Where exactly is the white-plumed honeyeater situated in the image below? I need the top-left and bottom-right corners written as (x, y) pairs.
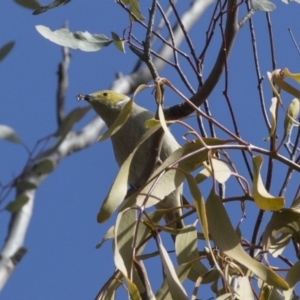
top-left (80, 90), bottom-right (183, 232)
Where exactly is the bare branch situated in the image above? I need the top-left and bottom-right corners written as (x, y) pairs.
top-left (0, 117), bottom-right (105, 290)
top-left (164, 0), bottom-right (239, 120)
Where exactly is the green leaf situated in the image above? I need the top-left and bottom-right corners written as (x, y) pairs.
top-left (185, 174), bottom-right (209, 243)
top-left (95, 226), bottom-right (114, 249)
top-left (0, 124), bottom-right (22, 144)
top-left (121, 0), bottom-right (144, 21)
top-left (114, 209), bottom-right (136, 277)
top-left (6, 195), bottom-right (29, 212)
top-left (252, 155), bottom-right (285, 211)
top-left (33, 0), bottom-right (71, 15)
top-left (262, 210), bottom-right (300, 257)
top-left (114, 209), bottom-right (143, 299)
top-left (134, 141), bottom-right (212, 209)
top-left (236, 276), bottom-right (254, 299)
top-left (55, 106), bottom-right (90, 138)
top-left (175, 226), bottom-right (211, 282)
top-left (216, 294), bottom-right (232, 300)
top-left (195, 167), bottom-right (211, 183)
top-left (111, 32), bottom-right (125, 53)
top-left (32, 159), bottom-right (55, 175)
top-left (14, 0), bottom-right (40, 9)
top-left (283, 260), bottom-right (300, 300)
top-left (0, 42), bottom-right (15, 63)
top-left (264, 97), bottom-right (278, 141)
top-left (36, 25), bottom-right (112, 52)
top-left (270, 68), bottom-right (300, 100)
top-left (203, 158), bottom-right (232, 184)
top-left (206, 189), bottom-right (289, 290)
top-left (156, 262), bottom-right (194, 300)
top-left (284, 98), bottom-right (300, 137)
top-left (184, 174), bottom-right (219, 285)
top-left (291, 196), bottom-right (300, 212)
top-left (157, 238), bottom-right (188, 300)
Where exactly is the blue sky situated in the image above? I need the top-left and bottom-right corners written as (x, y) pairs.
top-left (1, 0), bottom-right (300, 299)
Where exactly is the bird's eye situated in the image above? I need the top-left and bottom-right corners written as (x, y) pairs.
top-left (103, 93), bottom-right (108, 97)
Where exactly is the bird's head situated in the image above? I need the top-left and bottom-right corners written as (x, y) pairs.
top-left (77, 90), bottom-right (131, 125)
top-left (77, 90), bottom-right (130, 108)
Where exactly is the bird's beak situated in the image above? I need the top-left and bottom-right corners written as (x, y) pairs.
top-left (77, 94), bottom-right (92, 102)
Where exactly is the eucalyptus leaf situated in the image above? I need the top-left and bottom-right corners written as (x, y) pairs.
top-left (111, 32), bottom-right (125, 53)
top-left (32, 159), bottom-right (55, 175)
top-left (33, 0), bottom-right (71, 15)
top-left (121, 0), bottom-right (144, 21)
top-left (284, 98), bottom-right (300, 138)
top-left (252, 0), bottom-right (276, 11)
top-left (283, 261), bottom-right (300, 300)
top-left (264, 97), bottom-right (278, 141)
top-left (36, 25), bottom-right (112, 52)
top-left (206, 189), bottom-right (289, 290)
top-left (158, 239), bottom-right (188, 300)
top-left (14, 0), bottom-right (40, 9)
top-left (0, 125), bottom-right (22, 144)
top-left (282, 0), bottom-right (300, 4)
top-left (0, 42), bottom-right (15, 63)
top-left (55, 106), bottom-right (90, 138)
top-left (6, 195), bottom-right (29, 212)
top-left (175, 226), bottom-right (210, 282)
top-left (252, 155), bottom-right (285, 211)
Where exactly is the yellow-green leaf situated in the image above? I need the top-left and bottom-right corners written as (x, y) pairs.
top-left (236, 276), bottom-right (254, 300)
top-left (175, 225), bottom-right (210, 282)
top-left (135, 141), bottom-right (211, 209)
top-left (282, 68), bottom-right (300, 84)
top-left (206, 189), bottom-right (289, 290)
top-left (111, 31), bottom-right (125, 53)
top-left (185, 174), bottom-right (209, 243)
top-left (283, 260), bottom-right (300, 300)
top-left (284, 98), bottom-right (300, 137)
top-left (267, 71), bottom-right (283, 105)
top-left (157, 238), bottom-right (188, 300)
top-left (114, 209), bottom-right (143, 299)
top-left (195, 168), bottom-right (211, 183)
top-left (128, 0), bottom-right (144, 21)
top-left (203, 158), bottom-right (231, 184)
top-left (262, 210), bottom-right (300, 257)
top-left (114, 209), bottom-right (135, 276)
top-left (270, 68), bottom-right (300, 100)
top-left (264, 97), bottom-right (278, 141)
top-left (156, 262), bottom-right (193, 300)
top-left (95, 225), bottom-right (114, 249)
top-left (252, 155), bottom-right (285, 211)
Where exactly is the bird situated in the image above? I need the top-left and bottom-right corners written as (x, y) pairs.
top-left (78, 90), bottom-right (183, 232)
